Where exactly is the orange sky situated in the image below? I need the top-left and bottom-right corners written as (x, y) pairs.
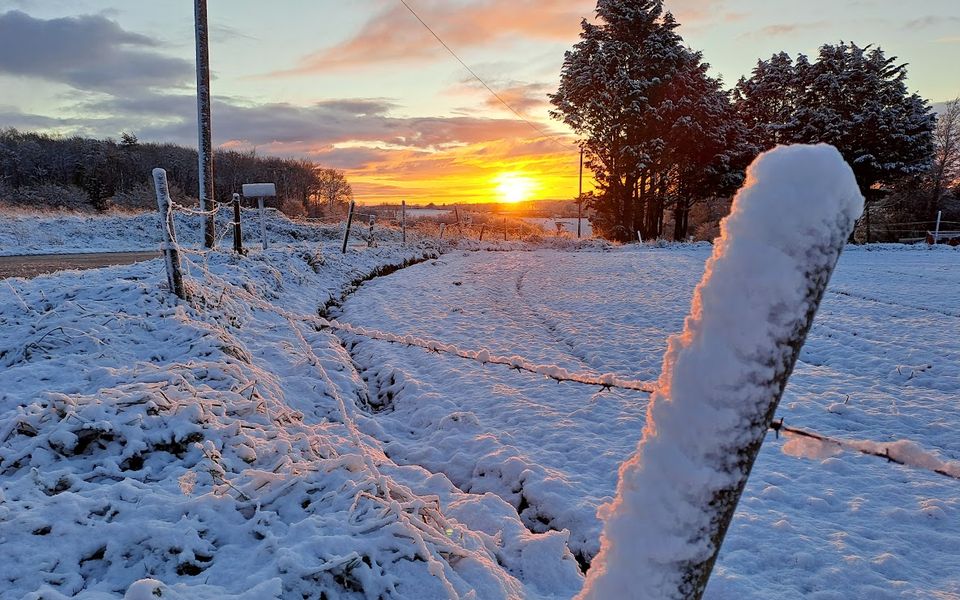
top-left (3, 1), bottom-right (958, 206)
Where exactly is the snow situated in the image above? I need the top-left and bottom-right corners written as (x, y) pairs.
top-left (0, 209), bottom-right (391, 256)
top-left (2, 170), bottom-right (958, 598)
top-left (521, 218), bottom-right (593, 238)
top-left (335, 241), bottom-right (958, 599)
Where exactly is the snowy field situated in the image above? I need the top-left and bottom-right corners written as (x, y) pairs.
top-left (336, 244), bottom-right (960, 599)
top-left (0, 209), bottom-right (384, 256)
top-left (521, 218), bottom-right (593, 238)
top-left (1, 236), bottom-right (957, 598)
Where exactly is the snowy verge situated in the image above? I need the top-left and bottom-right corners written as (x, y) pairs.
top-left (0, 242), bottom-right (583, 599)
top-left (0, 208), bottom-right (400, 256)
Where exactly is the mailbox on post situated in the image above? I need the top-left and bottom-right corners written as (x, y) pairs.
top-left (242, 183), bottom-right (276, 250)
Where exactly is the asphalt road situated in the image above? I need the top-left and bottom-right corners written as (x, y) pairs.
top-left (0, 251), bottom-right (160, 279)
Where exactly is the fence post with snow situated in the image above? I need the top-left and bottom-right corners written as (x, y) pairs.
top-left (242, 183), bottom-right (276, 251)
top-left (577, 145), bottom-right (864, 600)
top-left (151, 168), bottom-right (186, 300)
top-left (401, 200), bottom-right (407, 245)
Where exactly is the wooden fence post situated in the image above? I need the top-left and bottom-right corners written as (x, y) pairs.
top-left (232, 193), bottom-right (244, 255)
top-left (578, 145), bottom-right (864, 600)
top-left (341, 200), bottom-right (356, 254)
top-left (257, 196), bottom-right (268, 250)
top-left (401, 200), bottom-right (407, 245)
top-left (152, 168), bottom-right (186, 300)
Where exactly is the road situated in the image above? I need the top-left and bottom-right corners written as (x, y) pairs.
top-left (0, 251), bottom-right (159, 279)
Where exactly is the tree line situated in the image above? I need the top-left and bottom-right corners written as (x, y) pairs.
top-left (0, 129), bottom-right (353, 217)
top-left (551, 0), bottom-right (959, 242)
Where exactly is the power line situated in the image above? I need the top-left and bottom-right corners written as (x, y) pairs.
top-left (395, 0), bottom-right (576, 152)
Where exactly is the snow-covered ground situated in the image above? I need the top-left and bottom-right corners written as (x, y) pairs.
top-left (521, 218), bottom-right (593, 238)
top-left (0, 209), bottom-right (398, 256)
top-left (336, 243), bottom-right (960, 599)
top-left (2, 225), bottom-right (957, 598)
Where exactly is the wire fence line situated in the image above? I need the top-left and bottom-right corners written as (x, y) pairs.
top-left (156, 183), bottom-right (958, 490)
top-left (325, 319), bottom-right (657, 393)
top-left (770, 419), bottom-right (960, 481)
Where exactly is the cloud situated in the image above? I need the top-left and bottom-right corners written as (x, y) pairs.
top-left (902, 15), bottom-right (960, 30)
top-left (463, 80), bottom-right (552, 116)
top-left (0, 10), bottom-right (192, 93)
top-left (741, 21), bottom-right (829, 38)
top-left (270, 0), bottom-right (591, 75)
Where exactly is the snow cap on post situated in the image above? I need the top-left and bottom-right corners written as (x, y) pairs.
top-left (242, 183), bottom-right (276, 198)
top-left (578, 144), bottom-right (863, 600)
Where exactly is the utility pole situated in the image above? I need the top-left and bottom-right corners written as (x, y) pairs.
top-left (195, 0), bottom-right (216, 248)
top-left (577, 147), bottom-right (584, 239)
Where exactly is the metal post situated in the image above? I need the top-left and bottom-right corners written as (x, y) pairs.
top-left (341, 200), bottom-right (356, 253)
top-left (152, 168), bottom-right (186, 300)
top-left (578, 147), bottom-right (584, 239)
top-left (257, 197), bottom-right (268, 250)
top-left (232, 193), bottom-right (243, 254)
top-left (401, 200), bottom-right (407, 245)
top-left (934, 210), bottom-right (942, 244)
top-left (194, 0), bottom-right (215, 248)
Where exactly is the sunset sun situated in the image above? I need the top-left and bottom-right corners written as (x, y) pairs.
top-left (494, 172), bottom-right (537, 204)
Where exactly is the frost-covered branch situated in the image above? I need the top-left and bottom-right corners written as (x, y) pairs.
top-left (578, 144), bottom-right (863, 600)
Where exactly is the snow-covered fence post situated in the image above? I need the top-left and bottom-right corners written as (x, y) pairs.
top-left (578, 145), bottom-right (864, 600)
top-left (367, 214), bottom-right (376, 247)
top-left (152, 168), bottom-right (186, 300)
top-left (241, 183), bottom-right (276, 251)
top-left (231, 193), bottom-right (243, 255)
top-left (341, 200), bottom-right (356, 254)
top-left (401, 200), bottom-right (407, 245)
top-left (934, 210), bottom-right (942, 244)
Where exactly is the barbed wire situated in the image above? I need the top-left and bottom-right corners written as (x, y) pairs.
top-left (325, 319), bottom-right (656, 393)
top-left (770, 419), bottom-right (960, 481)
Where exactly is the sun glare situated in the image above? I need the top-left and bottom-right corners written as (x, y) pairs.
top-left (495, 173), bottom-right (536, 204)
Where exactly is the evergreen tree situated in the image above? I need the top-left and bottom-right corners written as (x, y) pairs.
top-left (732, 52), bottom-right (805, 150)
top-left (735, 43), bottom-right (935, 198)
top-left (551, 0), bottom-right (743, 241)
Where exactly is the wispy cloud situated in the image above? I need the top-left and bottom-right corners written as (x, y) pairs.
top-left (742, 21), bottom-right (829, 39)
top-left (902, 15), bottom-right (960, 30)
top-left (268, 0), bottom-right (590, 76)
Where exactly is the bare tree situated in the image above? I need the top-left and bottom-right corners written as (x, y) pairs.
top-left (928, 97), bottom-right (960, 218)
top-left (313, 168), bottom-right (353, 218)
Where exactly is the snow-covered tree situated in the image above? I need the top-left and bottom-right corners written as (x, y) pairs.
top-left (551, 0), bottom-right (743, 242)
top-left (736, 43), bottom-right (935, 198)
top-left (732, 52), bottom-right (806, 149)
